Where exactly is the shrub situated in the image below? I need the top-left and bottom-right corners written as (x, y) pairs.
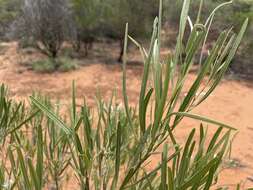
top-left (102, 0), bottom-right (156, 62)
top-left (32, 57), bottom-right (78, 73)
top-left (71, 0), bottom-right (157, 61)
top-left (0, 0), bottom-right (20, 39)
top-left (12, 0), bottom-right (71, 58)
top-left (70, 0), bottom-right (102, 55)
top-left (32, 59), bottom-right (56, 73)
top-left (58, 57), bottom-right (78, 72)
top-left (0, 0), bottom-right (248, 189)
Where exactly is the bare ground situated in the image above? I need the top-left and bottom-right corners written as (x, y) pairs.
top-left (1, 42), bottom-right (253, 189)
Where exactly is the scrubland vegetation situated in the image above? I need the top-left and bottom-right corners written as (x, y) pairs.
top-left (0, 0), bottom-right (252, 189)
top-left (0, 0), bottom-right (252, 74)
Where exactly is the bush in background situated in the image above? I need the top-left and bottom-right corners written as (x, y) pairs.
top-left (1, 0), bottom-right (252, 74)
top-left (32, 57), bottom-right (78, 73)
top-left (0, 0), bottom-right (20, 40)
top-left (70, 0), bottom-right (103, 55)
top-left (11, 0), bottom-right (72, 58)
top-left (101, 0), bottom-right (157, 62)
top-left (58, 57), bottom-right (78, 72)
top-left (32, 59), bottom-right (56, 73)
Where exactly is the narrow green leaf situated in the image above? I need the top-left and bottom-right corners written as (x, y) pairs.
top-left (36, 124), bottom-right (43, 189)
top-left (170, 112), bottom-right (236, 131)
top-left (112, 122), bottom-right (122, 189)
top-left (160, 144), bottom-right (168, 189)
top-left (30, 97), bottom-right (72, 135)
top-left (27, 158), bottom-right (40, 190)
top-left (16, 147), bottom-right (31, 190)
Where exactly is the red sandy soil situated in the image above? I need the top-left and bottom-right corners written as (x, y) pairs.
top-left (1, 42), bottom-right (253, 189)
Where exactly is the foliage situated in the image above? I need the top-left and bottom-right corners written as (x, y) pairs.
top-left (58, 57), bottom-right (78, 72)
top-left (11, 0), bottom-right (71, 58)
top-left (70, 0), bottom-right (158, 61)
top-left (70, 0), bottom-right (102, 55)
top-left (165, 0), bottom-right (253, 74)
top-left (32, 59), bottom-right (56, 73)
top-left (32, 57), bottom-right (78, 73)
top-left (102, 0), bottom-right (157, 62)
top-left (2, 0), bottom-right (252, 72)
top-left (0, 0), bottom-right (248, 189)
top-left (0, 0), bottom-right (20, 39)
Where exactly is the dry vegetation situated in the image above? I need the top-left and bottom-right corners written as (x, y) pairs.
top-left (0, 0), bottom-right (253, 189)
top-left (1, 35), bottom-right (253, 190)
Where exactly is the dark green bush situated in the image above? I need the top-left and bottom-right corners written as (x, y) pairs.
top-left (0, 0), bottom-right (20, 39)
top-left (58, 57), bottom-right (78, 72)
top-left (32, 59), bottom-right (56, 73)
top-left (71, 0), bottom-right (102, 55)
top-left (32, 57), bottom-right (78, 73)
top-left (12, 0), bottom-right (71, 58)
top-left (102, 0), bottom-right (156, 62)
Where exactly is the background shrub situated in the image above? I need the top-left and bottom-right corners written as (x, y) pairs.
top-left (102, 0), bottom-right (157, 62)
top-left (32, 59), bottom-right (56, 73)
top-left (0, 0), bottom-right (20, 40)
top-left (57, 57), bottom-right (78, 72)
top-left (70, 0), bottom-right (103, 55)
top-left (32, 57), bottom-right (78, 73)
top-left (12, 0), bottom-right (72, 58)
top-left (0, 0), bottom-right (252, 73)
